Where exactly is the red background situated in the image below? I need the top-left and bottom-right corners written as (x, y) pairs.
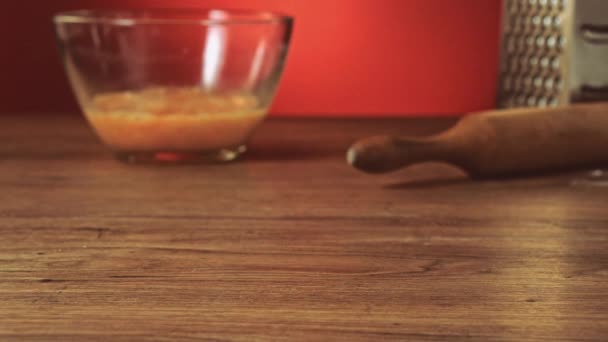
top-left (0, 0), bottom-right (501, 116)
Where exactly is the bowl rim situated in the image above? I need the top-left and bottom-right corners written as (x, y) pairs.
top-left (53, 8), bottom-right (294, 26)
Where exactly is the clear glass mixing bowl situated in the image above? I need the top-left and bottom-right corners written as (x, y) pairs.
top-left (54, 9), bottom-right (293, 163)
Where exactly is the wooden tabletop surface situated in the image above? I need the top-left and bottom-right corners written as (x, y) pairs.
top-left (1, 114), bottom-right (608, 341)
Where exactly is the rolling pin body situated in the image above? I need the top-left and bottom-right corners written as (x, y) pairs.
top-left (348, 103), bottom-right (608, 177)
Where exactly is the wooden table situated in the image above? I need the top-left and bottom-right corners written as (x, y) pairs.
top-left (1, 114), bottom-right (608, 341)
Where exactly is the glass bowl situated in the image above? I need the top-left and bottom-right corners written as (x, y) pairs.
top-left (54, 9), bottom-right (293, 163)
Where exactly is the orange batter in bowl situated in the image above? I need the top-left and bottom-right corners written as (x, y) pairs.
top-left (85, 87), bottom-right (267, 152)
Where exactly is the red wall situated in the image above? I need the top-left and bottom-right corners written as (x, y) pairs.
top-left (0, 0), bottom-right (501, 116)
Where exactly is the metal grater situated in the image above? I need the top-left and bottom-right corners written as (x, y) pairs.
top-left (498, 0), bottom-right (608, 108)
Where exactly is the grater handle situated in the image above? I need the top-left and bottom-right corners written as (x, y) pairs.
top-left (577, 85), bottom-right (608, 101)
top-left (581, 25), bottom-right (608, 44)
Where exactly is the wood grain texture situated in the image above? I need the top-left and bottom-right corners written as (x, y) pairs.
top-left (1, 114), bottom-right (608, 341)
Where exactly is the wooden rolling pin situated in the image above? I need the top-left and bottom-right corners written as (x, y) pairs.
top-left (347, 102), bottom-right (608, 178)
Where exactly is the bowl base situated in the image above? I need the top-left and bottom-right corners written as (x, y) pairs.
top-left (114, 145), bottom-right (246, 164)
